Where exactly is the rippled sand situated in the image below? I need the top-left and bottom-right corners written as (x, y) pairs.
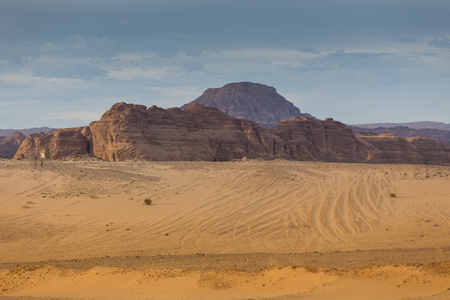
top-left (1, 159), bottom-right (449, 299)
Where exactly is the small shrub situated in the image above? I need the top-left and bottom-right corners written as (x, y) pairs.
top-left (389, 193), bottom-right (396, 198)
top-left (303, 265), bottom-right (319, 273)
top-left (144, 198), bottom-right (152, 205)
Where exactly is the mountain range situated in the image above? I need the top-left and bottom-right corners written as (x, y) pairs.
top-left (353, 121), bottom-right (450, 131)
top-left (2, 82), bottom-right (450, 164)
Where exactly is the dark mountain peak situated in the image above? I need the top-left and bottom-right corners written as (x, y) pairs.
top-left (182, 82), bottom-right (314, 128)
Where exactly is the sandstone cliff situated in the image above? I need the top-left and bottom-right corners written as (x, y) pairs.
top-left (272, 117), bottom-right (371, 162)
top-left (0, 132), bottom-right (26, 158)
top-left (350, 125), bottom-right (450, 146)
top-left (355, 132), bottom-right (450, 165)
top-left (406, 136), bottom-right (450, 165)
top-left (12, 102), bottom-right (450, 165)
top-left (182, 82), bottom-right (315, 128)
top-left (89, 102), bottom-right (288, 161)
top-left (13, 127), bottom-right (91, 160)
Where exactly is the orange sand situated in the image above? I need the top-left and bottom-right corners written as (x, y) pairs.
top-left (0, 159), bottom-right (449, 299)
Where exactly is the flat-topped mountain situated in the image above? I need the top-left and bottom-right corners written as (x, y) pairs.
top-left (13, 102), bottom-right (450, 165)
top-left (182, 82), bottom-right (315, 128)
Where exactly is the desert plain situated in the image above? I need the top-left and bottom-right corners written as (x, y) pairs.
top-left (0, 158), bottom-right (449, 299)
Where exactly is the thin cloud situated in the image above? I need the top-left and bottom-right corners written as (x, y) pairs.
top-left (0, 71), bottom-right (83, 86)
top-left (428, 36), bottom-right (450, 49)
top-left (45, 110), bottom-right (104, 121)
top-left (104, 66), bottom-right (185, 80)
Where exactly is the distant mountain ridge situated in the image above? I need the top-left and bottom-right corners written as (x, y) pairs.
top-left (0, 127), bottom-right (56, 137)
top-left (353, 121), bottom-right (450, 131)
top-left (182, 82), bottom-right (315, 128)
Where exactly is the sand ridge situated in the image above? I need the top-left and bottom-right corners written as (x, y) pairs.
top-left (0, 158), bottom-right (449, 299)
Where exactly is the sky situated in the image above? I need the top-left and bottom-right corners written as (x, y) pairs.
top-left (1, 0), bottom-right (450, 129)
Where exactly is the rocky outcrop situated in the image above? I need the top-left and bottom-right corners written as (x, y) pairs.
top-left (13, 127), bottom-right (90, 160)
top-left (406, 136), bottom-right (450, 165)
top-left (11, 102), bottom-right (450, 165)
top-left (356, 133), bottom-right (423, 164)
top-left (272, 117), bottom-right (370, 162)
top-left (182, 82), bottom-right (315, 128)
top-left (355, 132), bottom-right (450, 165)
top-left (89, 102), bottom-right (288, 161)
top-left (0, 132), bottom-right (26, 158)
top-left (87, 103), bottom-right (449, 164)
top-left (350, 125), bottom-right (450, 146)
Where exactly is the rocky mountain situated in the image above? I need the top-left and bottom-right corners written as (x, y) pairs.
top-left (354, 132), bottom-right (445, 165)
top-left (13, 127), bottom-right (91, 160)
top-left (182, 82), bottom-right (315, 128)
top-left (350, 126), bottom-right (450, 146)
top-left (0, 132), bottom-right (26, 158)
top-left (13, 102), bottom-right (450, 165)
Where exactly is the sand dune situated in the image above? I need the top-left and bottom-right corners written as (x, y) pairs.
top-left (0, 158), bottom-right (449, 299)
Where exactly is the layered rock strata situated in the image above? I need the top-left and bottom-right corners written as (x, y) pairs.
top-left (13, 127), bottom-right (91, 160)
top-left (12, 103), bottom-right (450, 165)
top-left (0, 132), bottom-right (26, 158)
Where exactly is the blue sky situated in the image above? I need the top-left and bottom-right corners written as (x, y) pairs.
top-left (1, 0), bottom-right (450, 129)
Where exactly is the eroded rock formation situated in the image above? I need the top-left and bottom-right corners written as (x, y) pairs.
top-left (0, 132), bottom-right (26, 158)
top-left (89, 102), bottom-right (288, 161)
top-left (13, 127), bottom-right (91, 160)
top-left (11, 102), bottom-right (450, 165)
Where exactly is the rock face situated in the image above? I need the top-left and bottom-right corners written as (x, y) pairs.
top-left (13, 127), bottom-right (91, 160)
top-left (356, 132), bottom-right (450, 165)
top-left (0, 132), bottom-right (26, 158)
top-left (272, 117), bottom-right (370, 162)
top-left (182, 82), bottom-right (315, 128)
top-left (11, 102), bottom-right (450, 165)
top-left (350, 125), bottom-right (450, 146)
top-left (407, 136), bottom-right (450, 165)
top-left (89, 102), bottom-right (288, 161)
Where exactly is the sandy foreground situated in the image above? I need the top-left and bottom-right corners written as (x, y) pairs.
top-left (0, 158), bottom-right (449, 299)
